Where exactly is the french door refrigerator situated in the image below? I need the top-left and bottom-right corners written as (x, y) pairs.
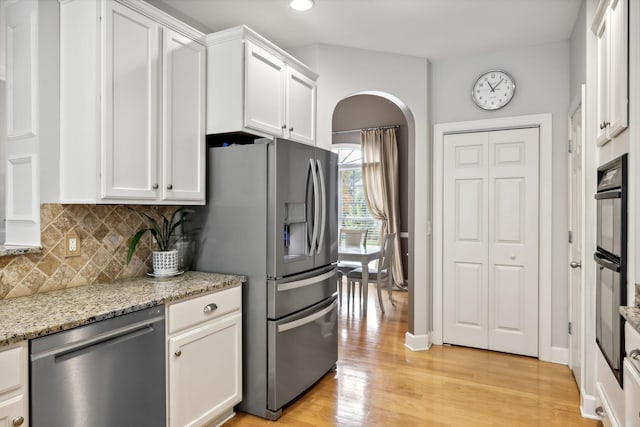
top-left (193, 138), bottom-right (338, 420)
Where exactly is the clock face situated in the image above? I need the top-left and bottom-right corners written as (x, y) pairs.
top-left (472, 70), bottom-right (516, 110)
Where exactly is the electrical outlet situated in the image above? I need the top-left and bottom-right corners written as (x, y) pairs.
top-left (65, 232), bottom-right (81, 257)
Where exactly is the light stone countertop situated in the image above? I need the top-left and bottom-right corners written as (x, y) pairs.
top-left (0, 271), bottom-right (244, 347)
top-left (621, 306), bottom-right (640, 335)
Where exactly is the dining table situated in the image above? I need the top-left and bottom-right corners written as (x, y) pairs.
top-left (338, 244), bottom-right (381, 315)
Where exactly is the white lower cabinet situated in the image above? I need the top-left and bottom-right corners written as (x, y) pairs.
top-left (625, 323), bottom-right (640, 427)
top-left (167, 287), bottom-right (242, 426)
top-left (0, 342), bottom-right (28, 427)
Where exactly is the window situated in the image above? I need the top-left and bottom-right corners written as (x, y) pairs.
top-left (333, 145), bottom-right (380, 246)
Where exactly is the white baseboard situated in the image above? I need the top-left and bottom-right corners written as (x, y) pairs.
top-left (580, 393), bottom-right (599, 420)
top-left (550, 346), bottom-right (569, 365)
top-left (404, 332), bottom-right (431, 351)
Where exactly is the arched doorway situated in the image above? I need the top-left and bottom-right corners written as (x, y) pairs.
top-left (331, 92), bottom-right (415, 326)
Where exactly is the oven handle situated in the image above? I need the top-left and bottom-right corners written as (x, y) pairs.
top-left (277, 299), bottom-right (337, 333)
top-left (593, 252), bottom-right (621, 272)
top-left (595, 189), bottom-right (622, 199)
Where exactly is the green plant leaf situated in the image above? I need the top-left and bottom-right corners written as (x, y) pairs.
top-left (126, 228), bottom-right (151, 265)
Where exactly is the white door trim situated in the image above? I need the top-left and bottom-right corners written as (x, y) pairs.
top-left (433, 113), bottom-right (553, 362)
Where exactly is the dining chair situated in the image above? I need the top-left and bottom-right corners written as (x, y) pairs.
top-left (346, 232), bottom-right (395, 313)
top-left (337, 229), bottom-right (368, 306)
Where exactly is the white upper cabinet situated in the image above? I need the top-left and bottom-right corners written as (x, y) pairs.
top-left (244, 42), bottom-right (287, 137)
top-left (286, 68), bottom-right (317, 146)
top-left (162, 29), bottom-right (206, 202)
top-left (593, 0), bottom-right (628, 145)
top-left (103, 1), bottom-right (159, 201)
top-left (206, 26), bottom-right (318, 146)
top-left (60, 0), bottom-right (205, 205)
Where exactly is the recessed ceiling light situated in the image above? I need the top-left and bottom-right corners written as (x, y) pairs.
top-left (289, 0), bottom-right (314, 12)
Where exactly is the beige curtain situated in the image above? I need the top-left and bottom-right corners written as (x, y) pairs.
top-left (360, 128), bottom-right (403, 286)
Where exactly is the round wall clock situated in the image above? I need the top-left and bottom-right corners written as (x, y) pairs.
top-left (471, 70), bottom-right (516, 110)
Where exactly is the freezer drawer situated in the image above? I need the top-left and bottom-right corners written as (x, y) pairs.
top-left (267, 266), bottom-right (337, 319)
top-left (267, 296), bottom-right (338, 412)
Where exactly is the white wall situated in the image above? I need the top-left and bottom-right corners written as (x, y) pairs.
top-left (570, 0), bottom-right (587, 102)
top-left (430, 41), bottom-right (571, 348)
top-left (290, 44), bottom-right (430, 338)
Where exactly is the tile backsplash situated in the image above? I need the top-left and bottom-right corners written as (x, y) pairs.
top-left (0, 204), bottom-right (175, 300)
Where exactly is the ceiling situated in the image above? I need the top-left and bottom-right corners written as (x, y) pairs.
top-left (150, 0), bottom-right (583, 60)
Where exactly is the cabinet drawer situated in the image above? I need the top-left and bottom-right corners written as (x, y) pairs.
top-left (0, 343), bottom-right (25, 396)
top-left (168, 286), bottom-right (241, 334)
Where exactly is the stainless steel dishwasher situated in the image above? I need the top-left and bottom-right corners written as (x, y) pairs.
top-left (30, 305), bottom-right (166, 427)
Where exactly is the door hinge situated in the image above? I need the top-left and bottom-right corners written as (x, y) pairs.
top-left (568, 230), bottom-right (573, 244)
top-left (568, 322), bottom-right (573, 335)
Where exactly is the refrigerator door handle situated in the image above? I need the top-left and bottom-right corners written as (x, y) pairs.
top-left (310, 158), bottom-right (320, 255)
top-left (277, 299), bottom-right (338, 333)
top-left (276, 268), bottom-right (337, 292)
top-left (316, 159), bottom-right (327, 254)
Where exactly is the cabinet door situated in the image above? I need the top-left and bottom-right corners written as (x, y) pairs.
top-left (0, 396), bottom-right (27, 427)
top-left (607, 0), bottom-right (627, 138)
top-left (162, 28), bottom-right (205, 203)
top-left (286, 68), bottom-right (316, 145)
top-left (168, 312), bottom-right (242, 427)
top-left (4, 0), bottom-right (39, 246)
top-left (625, 359), bottom-right (640, 427)
top-left (244, 41), bottom-right (286, 137)
top-left (102, 1), bottom-right (159, 200)
top-left (595, 13), bottom-right (610, 146)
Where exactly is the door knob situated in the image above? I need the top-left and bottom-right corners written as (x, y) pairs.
top-left (570, 261), bottom-right (582, 269)
top-left (12, 416), bottom-right (24, 427)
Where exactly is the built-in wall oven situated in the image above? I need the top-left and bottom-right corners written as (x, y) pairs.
top-left (594, 154), bottom-right (627, 386)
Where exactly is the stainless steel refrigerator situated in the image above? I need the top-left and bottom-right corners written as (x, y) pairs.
top-left (193, 138), bottom-right (338, 420)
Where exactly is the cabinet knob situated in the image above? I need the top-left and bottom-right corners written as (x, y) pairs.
top-left (289, 127), bottom-right (294, 132)
top-left (12, 416), bottom-right (24, 427)
top-left (203, 303), bottom-right (218, 314)
top-left (595, 406), bottom-right (604, 417)
top-left (167, 184), bottom-right (173, 190)
top-left (152, 183), bottom-right (159, 190)
top-left (630, 349), bottom-right (640, 360)
top-left (282, 124), bottom-right (287, 129)
top-left (175, 349), bottom-right (182, 357)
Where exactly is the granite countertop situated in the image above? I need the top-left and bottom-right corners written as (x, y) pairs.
top-left (0, 271), bottom-right (245, 347)
top-left (621, 306), bottom-right (640, 334)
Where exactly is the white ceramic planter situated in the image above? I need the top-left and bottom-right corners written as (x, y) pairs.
top-left (152, 249), bottom-right (179, 275)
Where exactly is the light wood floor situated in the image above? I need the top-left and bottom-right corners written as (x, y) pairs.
top-left (225, 283), bottom-right (599, 426)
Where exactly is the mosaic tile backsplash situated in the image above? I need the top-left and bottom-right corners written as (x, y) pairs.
top-left (0, 204), bottom-right (176, 300)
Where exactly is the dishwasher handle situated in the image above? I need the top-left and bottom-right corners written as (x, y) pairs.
top-left (31, 315), bottom-right (164, 362)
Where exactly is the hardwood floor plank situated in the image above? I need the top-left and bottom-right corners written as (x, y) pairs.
top-left (224, 284), bottom-right (598, 426)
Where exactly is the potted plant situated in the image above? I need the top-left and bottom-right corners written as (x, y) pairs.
top-left (126, 207), bottom-right (193, 275)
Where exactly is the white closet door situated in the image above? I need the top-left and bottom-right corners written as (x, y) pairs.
top-left (487, 128), bottom-right (539, 357)
top-left (443, 128), bottom-right (539, 357)
top-left (443, 132), bottom-right (490, 349)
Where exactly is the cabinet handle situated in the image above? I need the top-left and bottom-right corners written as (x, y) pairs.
top-left (203, 303), bottom-right (218, 314)
top-left (12, 416), bottom-right (24, 427)
top-left (167, 184), bottom-right (173, 190)
top-left (152, 183), bottom-right (159, 190)
top-left (174, 349), bottom-right (182, 357)
top-left (599, 122), bottom-right (604, 130)
top-left (630, 349), bottom-right (640, 360)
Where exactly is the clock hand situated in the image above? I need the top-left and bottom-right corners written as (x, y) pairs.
top-left (493, 78), bottom-right (504, 90)
top-left (487, 80), bottom-right (495, 92)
